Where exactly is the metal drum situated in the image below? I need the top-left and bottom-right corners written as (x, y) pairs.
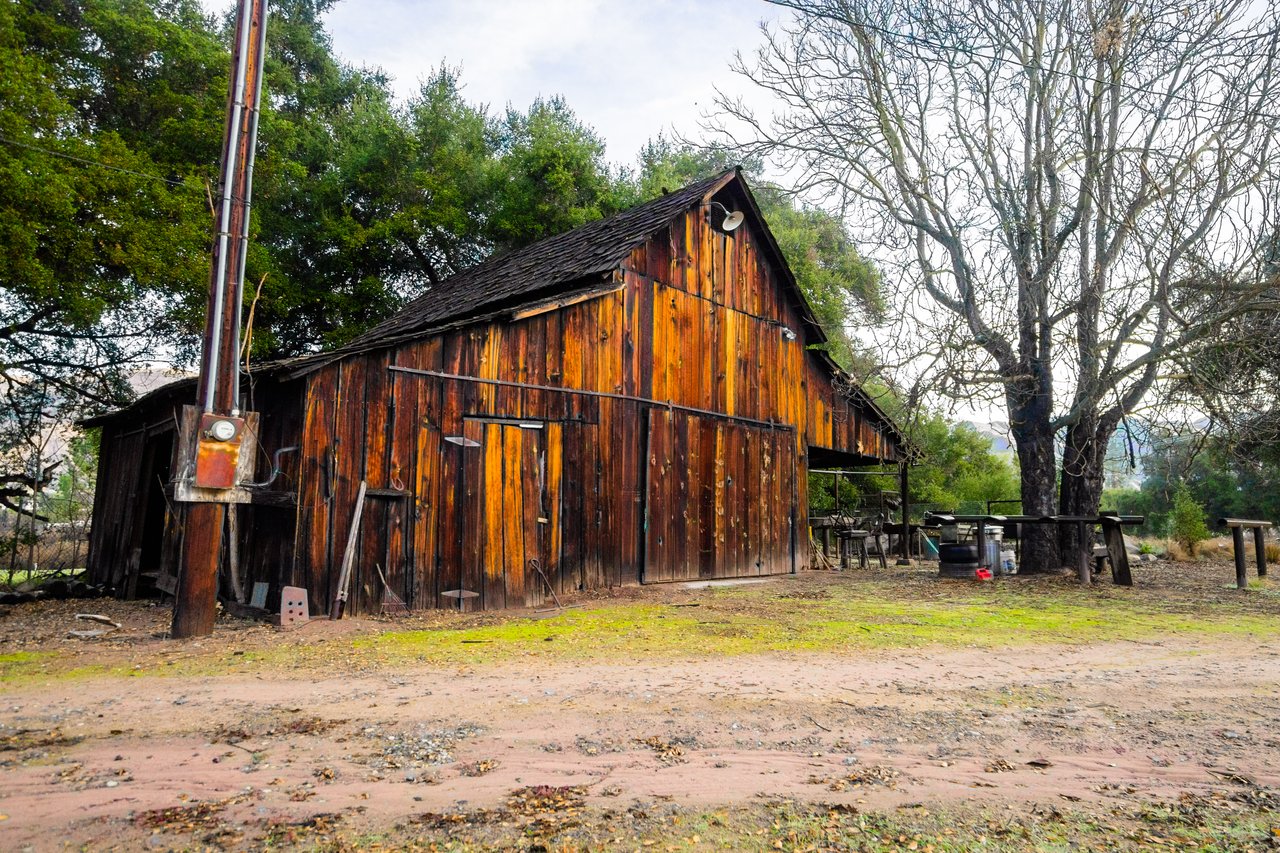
top-left (938, 543), bottom-right (980, 578)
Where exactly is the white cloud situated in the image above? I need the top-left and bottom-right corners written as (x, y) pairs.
top-left (315, 0), bottom-right (782, 165)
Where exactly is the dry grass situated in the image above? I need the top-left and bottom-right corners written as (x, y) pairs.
top-left (1194, 534), bottom-right (1280, 567)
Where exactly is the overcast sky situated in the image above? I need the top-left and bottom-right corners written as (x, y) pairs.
top-left (199, 0), bottom-right (785, 167)
top-left (324, 0), bottom-right (781, 165)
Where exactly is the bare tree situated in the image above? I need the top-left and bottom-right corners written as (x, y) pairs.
top-left (711, 0), bottom-right (1280, 571)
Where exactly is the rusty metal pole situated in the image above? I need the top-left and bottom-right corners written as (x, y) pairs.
top-left (172, 0), bottom-right (268, 639)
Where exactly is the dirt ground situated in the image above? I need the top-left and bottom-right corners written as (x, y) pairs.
top-left (2, 561), bottom-right (1279, 851)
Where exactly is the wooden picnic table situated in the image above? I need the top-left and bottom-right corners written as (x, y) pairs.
top-left (922, 513), bottom-right (1146, 585)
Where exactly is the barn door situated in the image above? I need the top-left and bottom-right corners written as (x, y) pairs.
top-left (643, 409), bottom-right (796, 583)
top-left (464, 420), bottom-right (563, 609)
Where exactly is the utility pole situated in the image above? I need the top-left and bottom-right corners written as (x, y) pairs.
top-left (171, 0), bottom-right (268, 639)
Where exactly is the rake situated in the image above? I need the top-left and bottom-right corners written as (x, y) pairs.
top-left (374, 563), bottom-right (410, 616)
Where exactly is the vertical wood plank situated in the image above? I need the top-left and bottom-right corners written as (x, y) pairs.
top-left (500, 424), bottom-right (524, 607)
top-left (297, 369), bottom-right (336, 608)
top-left (518, 427), bottom-right (541, 605)
top-left (544, 422), bottom-right (564, 598)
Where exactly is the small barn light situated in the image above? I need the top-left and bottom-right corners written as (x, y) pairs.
top-left (708, 201), bottom-right (745, 233)
top-left (781, 326), bottom-right (797, 341)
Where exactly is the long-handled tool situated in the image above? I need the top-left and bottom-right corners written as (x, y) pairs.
top-left (330, 480), bottom-right (367, 619)
top-left (530, 558), bottom-right (581, 613)
top-left (374, 562), bottom-right (410, 616)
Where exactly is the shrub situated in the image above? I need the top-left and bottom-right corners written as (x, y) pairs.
top-left (1171, 486), bottom-right (1210, 557)
top-left (1266, 542), bottom-right (1280, 563)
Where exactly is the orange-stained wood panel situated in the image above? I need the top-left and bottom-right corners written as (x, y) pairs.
top-left (643, 408), bottom-right (796, 583)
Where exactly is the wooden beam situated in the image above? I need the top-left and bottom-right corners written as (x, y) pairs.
top-left (388, 365), bottom-right (795, 433)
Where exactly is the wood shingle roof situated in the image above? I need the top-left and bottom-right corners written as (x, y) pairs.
top-left (347, 170), bottom-right (736, 349)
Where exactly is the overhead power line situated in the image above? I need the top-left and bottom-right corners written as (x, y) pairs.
top-left (0, 132), bottom-right (204, 191)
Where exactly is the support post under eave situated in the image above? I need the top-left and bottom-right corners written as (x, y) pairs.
top-left (897, 461), bottom-right (911, 565)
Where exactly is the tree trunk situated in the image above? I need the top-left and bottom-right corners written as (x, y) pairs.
top-left (1008, 390), bottom-right (1059, 573)
top-left (1058, 415), bottom-right (1120, 573)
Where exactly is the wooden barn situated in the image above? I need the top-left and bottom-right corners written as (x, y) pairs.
top-left (84, 169), bottom-right (907, 614)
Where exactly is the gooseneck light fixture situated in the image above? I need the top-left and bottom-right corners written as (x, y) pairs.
top-left (709, 200), bottom-right (745, 233)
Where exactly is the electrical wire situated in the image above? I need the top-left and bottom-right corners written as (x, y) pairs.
top-left (0, 132), bottom-right (203, 191)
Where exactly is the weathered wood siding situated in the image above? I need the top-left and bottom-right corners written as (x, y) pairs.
top-left (86, 377), bottom-right (305, 603)
top-left (87, 411), bottom-right (177, 595)
top-left (292, 289), bottom-right (636, 614)
top-left (290, 187), bottom-right (899, 613)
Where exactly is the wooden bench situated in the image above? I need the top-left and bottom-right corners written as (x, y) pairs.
top-left (1218, 518), bottom-right (1273, 589)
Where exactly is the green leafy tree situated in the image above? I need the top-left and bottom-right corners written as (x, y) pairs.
top-left (489, 96), bottom-right (629, 249)
top-left (1101, 487), bottom-right (1160, 537)
top-left (808, 410), bottom-right (1019, 518)
top-left (379, 67), bottom-right (496, 287)
top-left (1171, 485), bottom-right (1210, 556)
top-left (234, 0), bottom-right (410, 355)
top-left (246, 64), bottom-right (634, 356)
top-left (900, 414), bottom-right (1019, 516)
top-left (0, 0), bottom-right (213, 405)
top-left (1113, 430), bottom-right (1280, 538)
top-left (0, 0), bottom-right (228, 517)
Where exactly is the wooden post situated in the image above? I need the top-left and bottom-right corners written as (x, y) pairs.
top-left (897, 462), bottom-right (911, 565)
top-left (1233, 526), bottom-right (1248, 590)
top-left (1253, 526), bottom-right (1267, 578)
top-left (172, 0), bottom-right (269, 639)
top-left (331, 480), bottom-right (368, 619)
top-left (1076, 520), bottom-right (1091, 585)
top-left (227, 504), bottom-right (244, 604)
top-left (172, 503), bottom-right (226, 638)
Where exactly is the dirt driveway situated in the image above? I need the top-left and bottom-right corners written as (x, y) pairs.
top-left (2, 564), bottom-right (1279, 850)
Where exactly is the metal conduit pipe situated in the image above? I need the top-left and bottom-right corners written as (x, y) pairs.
top-left (248, 446), bottom-right (299, 489)
top-left (202, 0), bottom-right (255, 412)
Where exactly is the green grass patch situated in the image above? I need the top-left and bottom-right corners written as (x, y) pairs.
top-left (0, 650), bottom-right (50, 680)
top-left (358, 579), bottom-right (1280, 668)
top-left (7, 572), bottom-right (1280, 683)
